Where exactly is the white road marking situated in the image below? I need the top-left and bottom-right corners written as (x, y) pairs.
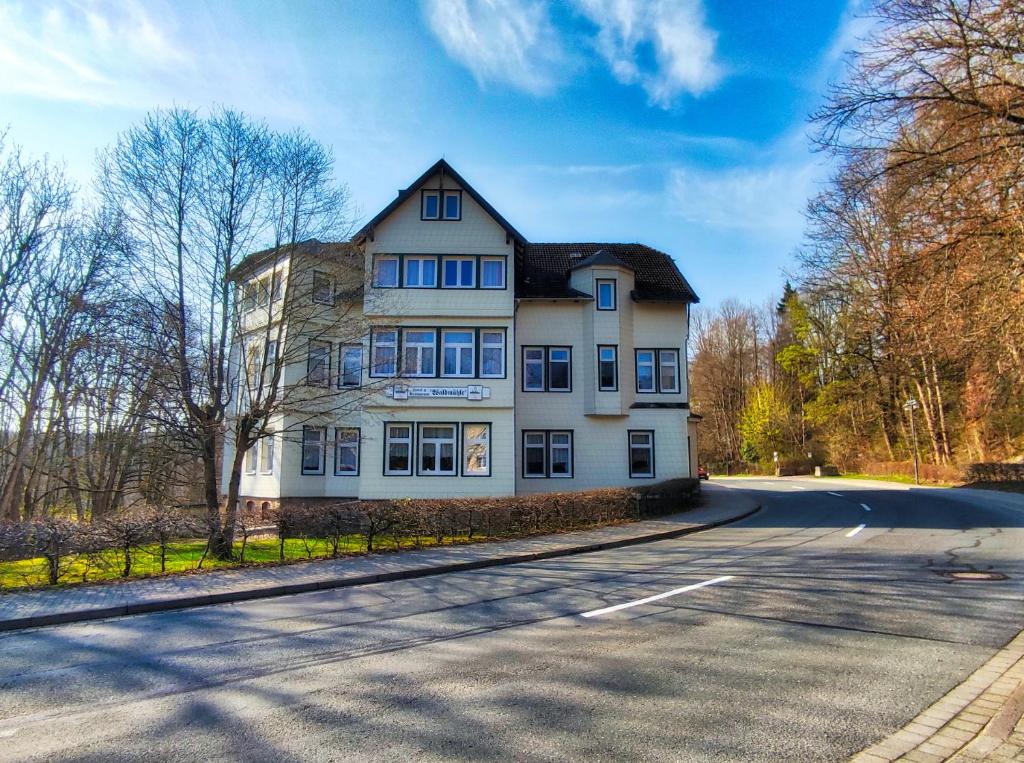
top-left (861, 503), bottom-right (872, 512)
top-left (792, 485), bottom-right (807, 490)
top-left (846, 524), bottom-right (866, 538)
top-left (581, 576), bottom-right (734, 618)
top-left (827, 491), bottom-right (843, 497)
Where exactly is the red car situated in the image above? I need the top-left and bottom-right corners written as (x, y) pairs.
top-left (697, 466), bottom-right (709, 480)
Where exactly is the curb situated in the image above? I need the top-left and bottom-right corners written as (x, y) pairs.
top-left (0, 502), bottom-right (761, 634)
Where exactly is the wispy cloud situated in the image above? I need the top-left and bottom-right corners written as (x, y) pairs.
top-left (572, 0), bottom-right (722, 106)
top-left (421, 0), bottom-right (567, 94)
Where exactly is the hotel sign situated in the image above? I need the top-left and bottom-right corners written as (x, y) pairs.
top-left (385, 384), bottom-right (491, 401)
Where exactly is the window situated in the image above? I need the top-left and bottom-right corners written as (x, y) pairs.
top-left (442, 330), bottom-right (474, 377)
top-left (312, 271), bottom-right (333, 304)
top-left (523, 347), bottom-right (545, 391)
top-left (301, 426), bottom-right (326, 475)
top-left (596, 279), bottom-right (616, 310)
top-left (598, 345), bottom-right (618, 391)
top-left (259, 434), bottom-right (274, 474)
top-left (480, 331), bottom-right (505, 377)
top-left (256, 277), bottom-right (270, 308)
top-left (523, 432), bottom-right (547, 477)
top-left (307, 340), bottom-right (331, 387)
top-left (443, 191), bottom-right (461, 220)
top-left (404, 256), bottom-right (437, 288)
top-left (523, 347), bottom-right (571, 392)
top-left (548, 348), bottom-right (571, 391)
top-left (384, 423), bottom-right (412, 475)
top-left (522, 431), bottom-right (573, 478)
top-left (636, 350), bottom-right (656, 392)
top-left (271, 270), bottom-right (283, 302)
top-left (334, 427), bottom-right (359, 475)
top-left (418, 424), bottom-right (457, 476)
top-left (244, 443), bottom-right (257, 474)
top-left (442, 257), bottom-right (475, 288)
top-left (339, 345), bottom-right (361, 388)
top-left (372, 256), bottom-right (399, 288)
top-left (402, 329), bottom-right (436, 377)
top-left (463, 424), bottom-right (490, 476)
top-left (260, 340), bottom-right (278, 392)
top-left (421, 191), bottom-right (440, 220)
top-left (658, 350), bottom-right (680, 393)
top-left (371, 330), bottom-right (397, 376)
top-left (240, 280), bottom-right (257, 312)
top-left (480, 258), bottom-right (505, 289)
top-left (629, 431), bottom-right (655, 478)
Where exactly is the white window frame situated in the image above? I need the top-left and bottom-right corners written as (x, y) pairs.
top-left (334, 427), bottom-right (360, 476)
top-left (256, 276), bottom-right (270, 308)
top-left (301, 426), bottom-right (326, 475)
top-left (441, 329), bottom-right (475, 378)
top-left (523, 347), bottom-right (545, 391)
top-left (307, 340), bottom-right (331, 387)
top-left (263, 340), bottom-right (278, 393)
top-left (480, 257), bottom-right (505, 289)
top-left (596, 279), bottom-right (616, 310)
top-left (442, 191), bottom-right (461, 220)
top-left (636, 350), bottom-right (657, 393)
top-left (598, 345), bottom-right (618, 391)
top-left (547, 347), bottom-right (572, 392)
top-left (658, 349), bottom-right (680, 393)
top-left (402, 329), bottom-right (437, 377)
top-left (523, 432), bottom-right (547, 478)
top-left (259, 433), bottom-right (274, 475)
top-left (462, 423), bottom-right (491, 476)
top-left (442, 257), bottom-right (475, 288)
top-left (372, 255), bottom-right (400, 288)
top-left (421, 190), bottom-right (440, 220)
top-left (384, 423), bottom-right (413, 476)
top-left (480, 330), bottom-right (505, 378)
top-left (549, 431), bottom-right (573, 477)
top-left (244, 442), bottom-right (258, 474)
top-left (417, 423), bottom-right (457, 476)
top-left (629, 430), bottom-right (655, 478)
top-left (312, 271), bottom-right (333, 304)
top-left (339, 344), bottom-right (362, 388)
top-left (270, 270), bottom-right (282, 302)
top-left (404, 256), bottom-right (437, 288)
top-left (371, 329), bottom-right (398, 377)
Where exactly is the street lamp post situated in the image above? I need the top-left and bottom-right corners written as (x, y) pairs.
top-left (904, 398), bottom-right (921, 485)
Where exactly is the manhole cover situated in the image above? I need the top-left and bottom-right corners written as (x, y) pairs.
top-left (943, 570), bottom-right (1008, 581)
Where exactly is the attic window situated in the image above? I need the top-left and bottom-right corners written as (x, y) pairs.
top-left (422, 191), bottom-right (440, 220)
top-left (421, 190), bottom-right (461, 221)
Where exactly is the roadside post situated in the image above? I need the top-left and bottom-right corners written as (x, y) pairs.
top-left (903, 398), bottom-right (921, 485)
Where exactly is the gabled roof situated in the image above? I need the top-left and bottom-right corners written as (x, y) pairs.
top-left (569, 248), bottom-right (634, 272)
top-left (227, 239), bottom-right (361, 281)
top-left (353, 159), bottom-right (526, 245)
top-left (519, 243), bottom-right (699, 304)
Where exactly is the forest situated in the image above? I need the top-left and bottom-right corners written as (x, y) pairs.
top-left (690, 0), bottom-right (1024, 479)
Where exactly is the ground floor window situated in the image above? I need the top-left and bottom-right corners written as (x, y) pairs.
top-left (334, 427), bottom-right (360, 475)
top-left (384, 423), bottom-right (413, 475)
top-left (462, 423), bottom-right (490, 476)
top-left (301, 426), bottom-right (326, 475)
top-left (629, 430), bottom-right (655, 477)
top-left (522, 430), bottom-right (573, 478)
top-left (418, 424), bottom-right (457, 475)
top-left (259, 433), bottom-right (274, 474)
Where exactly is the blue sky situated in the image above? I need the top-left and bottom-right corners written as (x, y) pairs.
top-left (0, 0), bottom-right (865, 309)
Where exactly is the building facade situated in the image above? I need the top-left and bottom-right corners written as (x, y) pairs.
top-left (222, 160), bottom-right (699, 506)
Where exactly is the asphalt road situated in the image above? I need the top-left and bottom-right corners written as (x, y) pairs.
top-left (0, 479), bottom-right (1022, 762)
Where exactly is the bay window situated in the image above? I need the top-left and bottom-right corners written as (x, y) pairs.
top-left (598, 345), bottom-right (618, 391)
top-left (259, 433), bottom-right (274, 474)
top-left (442, 330), bottom-right (475, 377)
top-left (596, 279), bottom-right (616, 310)
top-left (244, 443), bottom-right (257, 474)
top-left (418, 424), bottom-right (457, 476)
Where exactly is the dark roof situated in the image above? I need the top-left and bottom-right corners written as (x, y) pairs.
top-left (227, 239), bottom-right (360, 281)
top-left (353, 159), bottom-right (526, 245)
top-left (519, 243), bottom-right (699, 303)
top-left (569, 248), bottom-right (633, 272)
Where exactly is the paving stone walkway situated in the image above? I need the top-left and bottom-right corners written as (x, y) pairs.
top-left (0, 484), bottom-right (758, 632)
top-left (853, 631), bottom-right (1024, 762)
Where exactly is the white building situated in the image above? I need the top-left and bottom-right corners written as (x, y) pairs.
top-left (223, 160), bottom-right (700, 508)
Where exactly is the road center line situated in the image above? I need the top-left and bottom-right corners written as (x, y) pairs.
top-left (861, 503), bottom-right (872, 512)
top-left (846, 524), bottom-right (866, 538)
top-left (827, 491), bottom-right (843, 497)
top-left (580, 576), bottom-right (734, 618)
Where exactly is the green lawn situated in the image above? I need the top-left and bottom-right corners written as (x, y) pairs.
top-left (0, 533), bottom-right (483, 590)
top-left (832, 472), bottom-right (956, 487)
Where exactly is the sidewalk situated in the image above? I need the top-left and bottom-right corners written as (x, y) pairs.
top-left (0, 483), bottom-right (759, 633)
top-left (853, 631), bottom-right (1024, 763)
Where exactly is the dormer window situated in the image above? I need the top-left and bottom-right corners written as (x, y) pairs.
top-left (421, 190), bottom-right (461, 221)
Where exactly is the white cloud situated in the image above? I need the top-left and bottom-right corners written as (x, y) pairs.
top-left (572, 0), bottom-right (722, 106)
top-left (667, 161), bottom-right (819, 238)
top-left (421, 0), bottom-right (565, 94)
